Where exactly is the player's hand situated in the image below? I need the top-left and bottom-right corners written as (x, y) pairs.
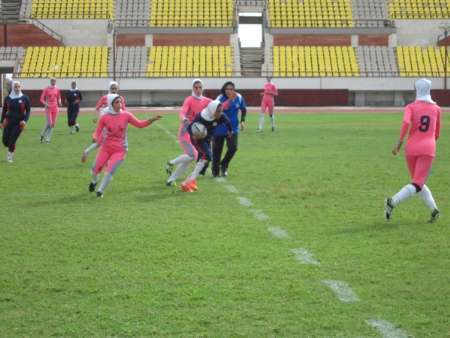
top-left (392, 140), bottom-right (402, 156)
top-left (240, 121), bottom-right (245, 131)
top-left (149, 115), bottom-right (162, 123)
top-left (19, 121), bottom-right (26, 130)
top-left (227, 131), bottom-right (233, 139)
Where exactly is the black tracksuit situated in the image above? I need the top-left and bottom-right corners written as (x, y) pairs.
top-left (66, 89), bottom-right (82, 127)
top-left (1, 94), bottom-right (31, 152)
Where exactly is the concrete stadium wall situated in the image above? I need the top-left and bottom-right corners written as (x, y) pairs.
top-left (0, 23), bottom-right (63, 46)
top-left (152, 34), bottom-right (231, 46)
top-left (395, 20), bottom-right (450, 46)
top-left (40, 20), bottom-right (109, 46)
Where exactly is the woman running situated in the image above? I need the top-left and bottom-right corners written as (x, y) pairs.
top-left (40, 78), bottom-right (61, 143)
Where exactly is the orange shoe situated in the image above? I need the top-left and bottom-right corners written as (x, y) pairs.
top-left (181, 181), bottom-right (194, 192)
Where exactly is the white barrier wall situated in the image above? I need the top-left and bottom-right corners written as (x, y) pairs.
top-left (395, 20), bottom-right (450, 46)
top-left (40, 20), bottom-right (110, 46)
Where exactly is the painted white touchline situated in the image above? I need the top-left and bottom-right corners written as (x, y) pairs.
top-left (321, 280), bottom-right (360, 303)
top-left (155, 123), bottom-right (178, 143)
top-left (366, 319), bottom-right (409, 338)
top-left (250, 209), bottom-right (269, 221)
top-left (291, 248), bottom-right (320, 265)
top-left (238, 197), bottom-right (253, 207)
top-left (215, 177), bottom-right (227, 183)
top-left (268, 226), bottom-right (289, 239)
top-left (223, 184), bottom-right (239, 193)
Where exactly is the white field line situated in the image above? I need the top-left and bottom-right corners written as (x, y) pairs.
top-left (250, 209), bottom-right (269, 221)
top-left (237, 197), bottom-right (253, 207)
top-left (321, 280), bottom-right (360, 303)
top-left (365, 319), bottom-right (409, 338)
top-left (291, 248), bottom-right (320, 265)
top-left (268, 226), bottom-right (289, 239)
top-left (223, 184), bottom-right (239, 193)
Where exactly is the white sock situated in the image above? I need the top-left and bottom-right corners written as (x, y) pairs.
top-left (169, 160), bottom-right (193, 182)
top-left (258, 113), bottom-right (265, 130)
top-left (188, 160), bottom-right (207, 181)
top-left (419, 185), bottom-right (438, 211)
top-left (85, 142), bottom-right (99, 155)
top-left (392, 184), bottom-right (417, 206)
top-left (98, 173), bottom-right (113, 193)
top-left (91, 170), bottom-right (99, 183)
top-left (170, 154), bottom-right (192, 166)
top-left (270, 114), bottom-right (275, 128)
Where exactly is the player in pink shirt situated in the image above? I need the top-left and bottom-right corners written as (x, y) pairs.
top-left (165, 79), bottom-right (212, 186)
top-left (89, 94), bottom-right (161, 198)
top-left (81, 81), bottom-right (127, 162)
top-left (385, 79), bottom-right (441, 222)
top-left (258, 77), bottom-right (278, 132)
top-left (40, 78), bottom-right (62, 143)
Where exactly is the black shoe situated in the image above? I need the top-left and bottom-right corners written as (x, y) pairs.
top-left (96, 191), bottom-right (103, 198)
top-left (89, 182), bottom-right (97, 192)
top-left (40, 135), bottom-right (44, 143)
top-left (384, 197), bottom-right (394, 220)
top-left (166, 180), bottom-right (176, 187)
top-left (75, 124), bottom-right (80, 132)
top-left (272, 126), bottom-right (275, 132)
top-left (429, 209), bottom-right (440, 223)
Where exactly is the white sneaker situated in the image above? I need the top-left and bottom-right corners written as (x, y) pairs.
top-left (384, 197), bottom-right (394, 220)
top-left (6, 152), bottom-right (13, 163)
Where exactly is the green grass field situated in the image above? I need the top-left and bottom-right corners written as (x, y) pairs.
top-left (1, 111), bottom-right (449, 337)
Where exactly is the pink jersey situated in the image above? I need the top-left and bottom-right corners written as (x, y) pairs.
top-left (40, 86), bottom-right (61, 107)
top-left (400, 100), bottom-right (441, 157)
top-left (95, 110), bottom-right (150, 149)
top-left (263, 83), bottom-right (278, 100)
top-left (180, 96), bottom-right (212, 124)
top-left (96, 95), bottom-right (127, 113)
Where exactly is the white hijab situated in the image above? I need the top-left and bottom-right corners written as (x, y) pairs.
top-left (108, 81), bottom-right (119, 94)
top-left (415, 78), bottom-right (435, 104)
top-left (101, 94), bottom-right (121, 115)
top-left (9, 81), bottom-right (24, 100)
top-left (191, 79), bottom-right (204, 100)
top-left (200, 100), bottom-right (222, 121)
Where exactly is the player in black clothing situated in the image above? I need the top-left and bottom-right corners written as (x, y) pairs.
top-left (1, 81), bottom-right (31, 163)
top-left (66, 81), bottom-right (82, 134)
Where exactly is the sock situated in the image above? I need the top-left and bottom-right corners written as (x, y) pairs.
top-left (91, 170), bottom-right (99, 184)
top-left (170, 154), bottom-right (192, 166)
top-left (169, 161), bottom-right (192, 182)
top-left (392, 184), bottom-right (417, 206)
top-left (419, 185), bottom-right (438, 211)
top-left (188, 160), bottom-right (207, 181)
top-left (258, 113), bottom-right (265, 130)
top-left (85, 142), bottom-right (99, 155)
top-left (270, 114), bottom-right (275, 128)
top-left (46, 127), bottom-right (53, 141)
top-left (98, 173), bottom-right (113, 193)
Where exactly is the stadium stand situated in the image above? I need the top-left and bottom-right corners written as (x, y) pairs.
top-left (111, 46), bottom-right (147, 77)
top-left (147, 46), bottom-right (233, 77)
top-left (0, 47), bottom-right (25, 61)
top-left (397, 46), bottom-right (450, 77)
top-left (31, 0), bottom-right (114, 19)
top-left (149, 0), bottom-right (234, 27)
top-left (19, 46), bottom-right (109, 77)
top-left (389, 0), bottom-right (450, 19)
top-left (272, 46), bottom-right (359, 77)
top-left (1, 0), bottom-right (21, 23)
top-left (357, 46), bottom-right (399, 77)
top-left (115, 0), bottom-right (150, 27)
top-left (267, 0), bottom-right (354, 28)
top-left (352, 0), bottom-right (389, 27)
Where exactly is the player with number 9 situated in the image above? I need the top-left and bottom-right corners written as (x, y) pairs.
top-left (385, 79), bottom-right (441, 222)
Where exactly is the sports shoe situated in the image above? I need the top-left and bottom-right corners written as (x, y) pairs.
top-left (166, 179), bottom-right (177, 187)
top-left (89, 182), bottom-right (97, 192)
top-left (96, 191), bottom-right (103, 198)
top-left (40, 135), bottom-right (44, 143)
top-left (384, 197), bottom-right (394, 220)
top-left (187, 179), bottom-right (198, 191)
top-left (165, 161), bottom-right (174, 175)
top-left (429, 209), bottom-right (440, 223)
top-left (6, 152), bottom-right (13, 163)
top-left (81, 152), bottom-right (88, 163)
top-left (272, 126), bottom-right (275, 132)
top-left (220, 165), bottom-right (228, 177)
top-left (181, 181), bottom-right (194, 192)
top-left (256, 128), bottom-right (263, 133)
top-left (75, 124), bottom-right (80, 132)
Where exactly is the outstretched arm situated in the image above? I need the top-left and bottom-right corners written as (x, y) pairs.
top-left (128, 112), bottom-right (162, 128)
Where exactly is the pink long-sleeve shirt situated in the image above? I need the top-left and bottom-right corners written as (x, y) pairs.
top-left (263, 83), bottom-right (278, 99)
top-left (95, 110), bottom-right (151, 149)
top-left (180, 96), bottom-right (212, 124)
top-left (399, 100), bottom-right (441, 157)
top-left (40, 86), bottom-right (61, 107)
